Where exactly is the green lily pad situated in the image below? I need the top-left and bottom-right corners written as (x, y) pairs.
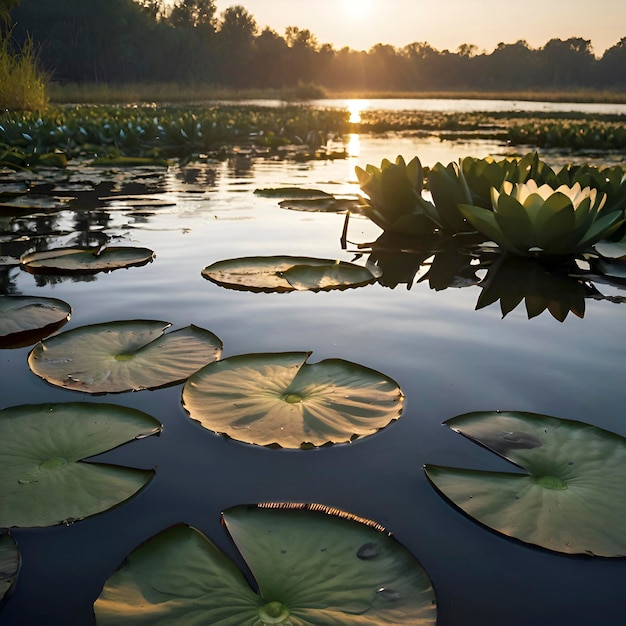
top-left (0, 295), bottom-right (71, 349)
top-left (202, 256), bottom-right (378, 293)
top-left (0, 532), bottom-right (19, 603)
top-left (94, 503), bottom-right (436, 625)
top-left (278, 197), bottom-right (363, 213)
top-left (182, 352), bottom-right (403, 448)
top-left (20, 246), bottom-right (155, 275)
top-left (28, 321), bottom-right (223, 394)
top-left (425, 411), bottom-right (626, 556)
top-left (0, 403), bottom-right (161, 528)
top-left (254, 187), bottom-right (333, 199)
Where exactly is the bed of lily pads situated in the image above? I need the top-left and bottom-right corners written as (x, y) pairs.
top-left (1, 118), bottom-right (625, 625)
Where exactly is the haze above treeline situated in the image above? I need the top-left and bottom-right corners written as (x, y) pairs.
top-left (8, 0), bottom-right (626, 91)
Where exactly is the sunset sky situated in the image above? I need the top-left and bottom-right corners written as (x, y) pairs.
top-left (210, 0), bottom-right (626, 56)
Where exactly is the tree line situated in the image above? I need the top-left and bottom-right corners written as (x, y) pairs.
top-left (8, 0), bottom-right (626, 91)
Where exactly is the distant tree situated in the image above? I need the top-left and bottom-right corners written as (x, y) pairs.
top-left (539, 37), bottom-right (595, 87)
top-left (456, 43), bottom-right (477, 57)
top-left (11, 0), bottom-right (161, 82)
top-left (216, 5), bottom-right (258, 86)
top-left (283, 26), bottom-right (318, 84)
top-left (400, 42), bottom-right (439, 89)
top-left (253, 27), bottom-right (288, 87)
top-left (598, 37), bottom-right (626, 88)
top-left (169, 0), bottom-right (215, 33)
top-left (476, 40), bottom-right (538, 89)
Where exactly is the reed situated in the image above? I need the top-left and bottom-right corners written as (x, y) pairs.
top-left (0, 35), bottom-right (48, 111)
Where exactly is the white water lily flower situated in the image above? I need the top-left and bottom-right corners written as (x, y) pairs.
top-left (491, 180), bottom-right (606, 215)
top-left (460, 181), bottom-right (622, 258)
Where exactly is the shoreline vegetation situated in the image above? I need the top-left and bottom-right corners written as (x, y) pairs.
top-left (6, 2), bottom-right (626, 113)
top-left (47, 82), bottom-right (626, 106)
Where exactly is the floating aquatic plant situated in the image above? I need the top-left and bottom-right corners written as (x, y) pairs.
top-left (182, 351), bottom-right (404, 448)
top-left (202, 255), bottom-right (379, 293)
top-left (460, 180), bottom-right (623, 258)
top-left (0, 295), bottom-right (71, 349)
top-left (425, 411), bottom-right (626, 556)
top-left (20, 246), bottom-right (155, 275)
top-left (94, 503), bottom-right (436, 625)
top-left (0, 532), bottom-right (19, 605)
top-left (355, 156), bottom-right (438, 236)
top-left (0, 402), bottom-right (161, 528)
top-left (28, 321), bottom-right (223, 394)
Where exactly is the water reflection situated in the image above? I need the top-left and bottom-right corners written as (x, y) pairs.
top-left (476, 255), bottom-right (588, 321)
top-left (364, 232), bottom-right (623, 321)
top-left (347, 100), bottom-right (367, 124)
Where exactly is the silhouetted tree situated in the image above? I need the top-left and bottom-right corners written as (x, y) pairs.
top-left (216, 4), bottom-right (257, 86)
top-left (598, 37), bottom-right (626, 88)
top-left (7, 2), bottom-right (626, 92)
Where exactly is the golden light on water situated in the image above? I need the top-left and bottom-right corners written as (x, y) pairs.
top-left (347, 99), bottom-right (368, 124)
top-left (346, 133), bottom-right (360, 157)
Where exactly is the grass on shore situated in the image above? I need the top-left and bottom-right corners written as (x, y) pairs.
top-left (0, 35), bottom-right (48, 111)
top-left (47, 81), bottom-right (626, 106)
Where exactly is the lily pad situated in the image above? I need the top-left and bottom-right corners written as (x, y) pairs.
top-left (0, 402), bottom-right (161, 528)
top-left (28, 321), bottom-right (223, 394)
top-left (278, 197), bottom-right (363, 213)
top-left (425, 411), bottom-right (626, 556)
top-left (254, 187), bottom-right (333, 199)
top-left (20, 246), bottom-right (155, 275)
top-left (0, 532), bottom-right (19, 603)
top-left (94, 503), bottom-right (436, 625)
top-left (182, 351), bottom-right (403, 448)
top-left (202, 256), bottom-right (378, 293)
top-left (0, 295), bottom-right (71, 349)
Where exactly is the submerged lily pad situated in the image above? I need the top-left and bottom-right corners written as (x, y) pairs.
top-left (0, 532), bottom-right (19, 603)
top-left (182, 351), bottom-right (403, 448)
top-left (20, 246), bottom-right (155, 275)
top-left (0, 295), bottom-right (71, 349)
top-left (0, 403), bottom-right (161, 527)
top-left (425, 411), bottom-right (626, 556)
top-left (202, 256), bottom-right (378, 293)
top-left (28, 321), bottom-right (223, 394)
top-left (94, 503), bottom-right (436, 625)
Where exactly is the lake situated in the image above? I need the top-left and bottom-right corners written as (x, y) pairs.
top-left (1, 110), bottom-right (625, 625)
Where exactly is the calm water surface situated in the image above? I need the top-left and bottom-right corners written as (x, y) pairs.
top-left (1, 133), bottom-right (624, 625)
top-left (221, 97), bottom-right (626, 116)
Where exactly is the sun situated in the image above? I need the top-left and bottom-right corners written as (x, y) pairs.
top-left (341, 0), bottom-right (374, 18)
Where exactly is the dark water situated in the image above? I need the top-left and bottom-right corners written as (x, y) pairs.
top-left (1, 135), bottom-right (625, 625)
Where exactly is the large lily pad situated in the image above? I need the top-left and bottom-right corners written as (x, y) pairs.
top-left (0, 532), bottom-right (19, 603)
top-left (28, 321), bottom-right (223, 394)
top-left (425, 411), bottom-right (626, 556)
top-left (94, 503), bottom-right (436, 625)
top-left (0, 403), bottom-right (161, 527)
top-left (202, 256), bottom-right (378, 293)
top-left (0, 295), bottom-right (71, 349)
top-left (182, 352), bottom-right (404, 448)
top-left (20, 246), bottom-right (155, 275)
